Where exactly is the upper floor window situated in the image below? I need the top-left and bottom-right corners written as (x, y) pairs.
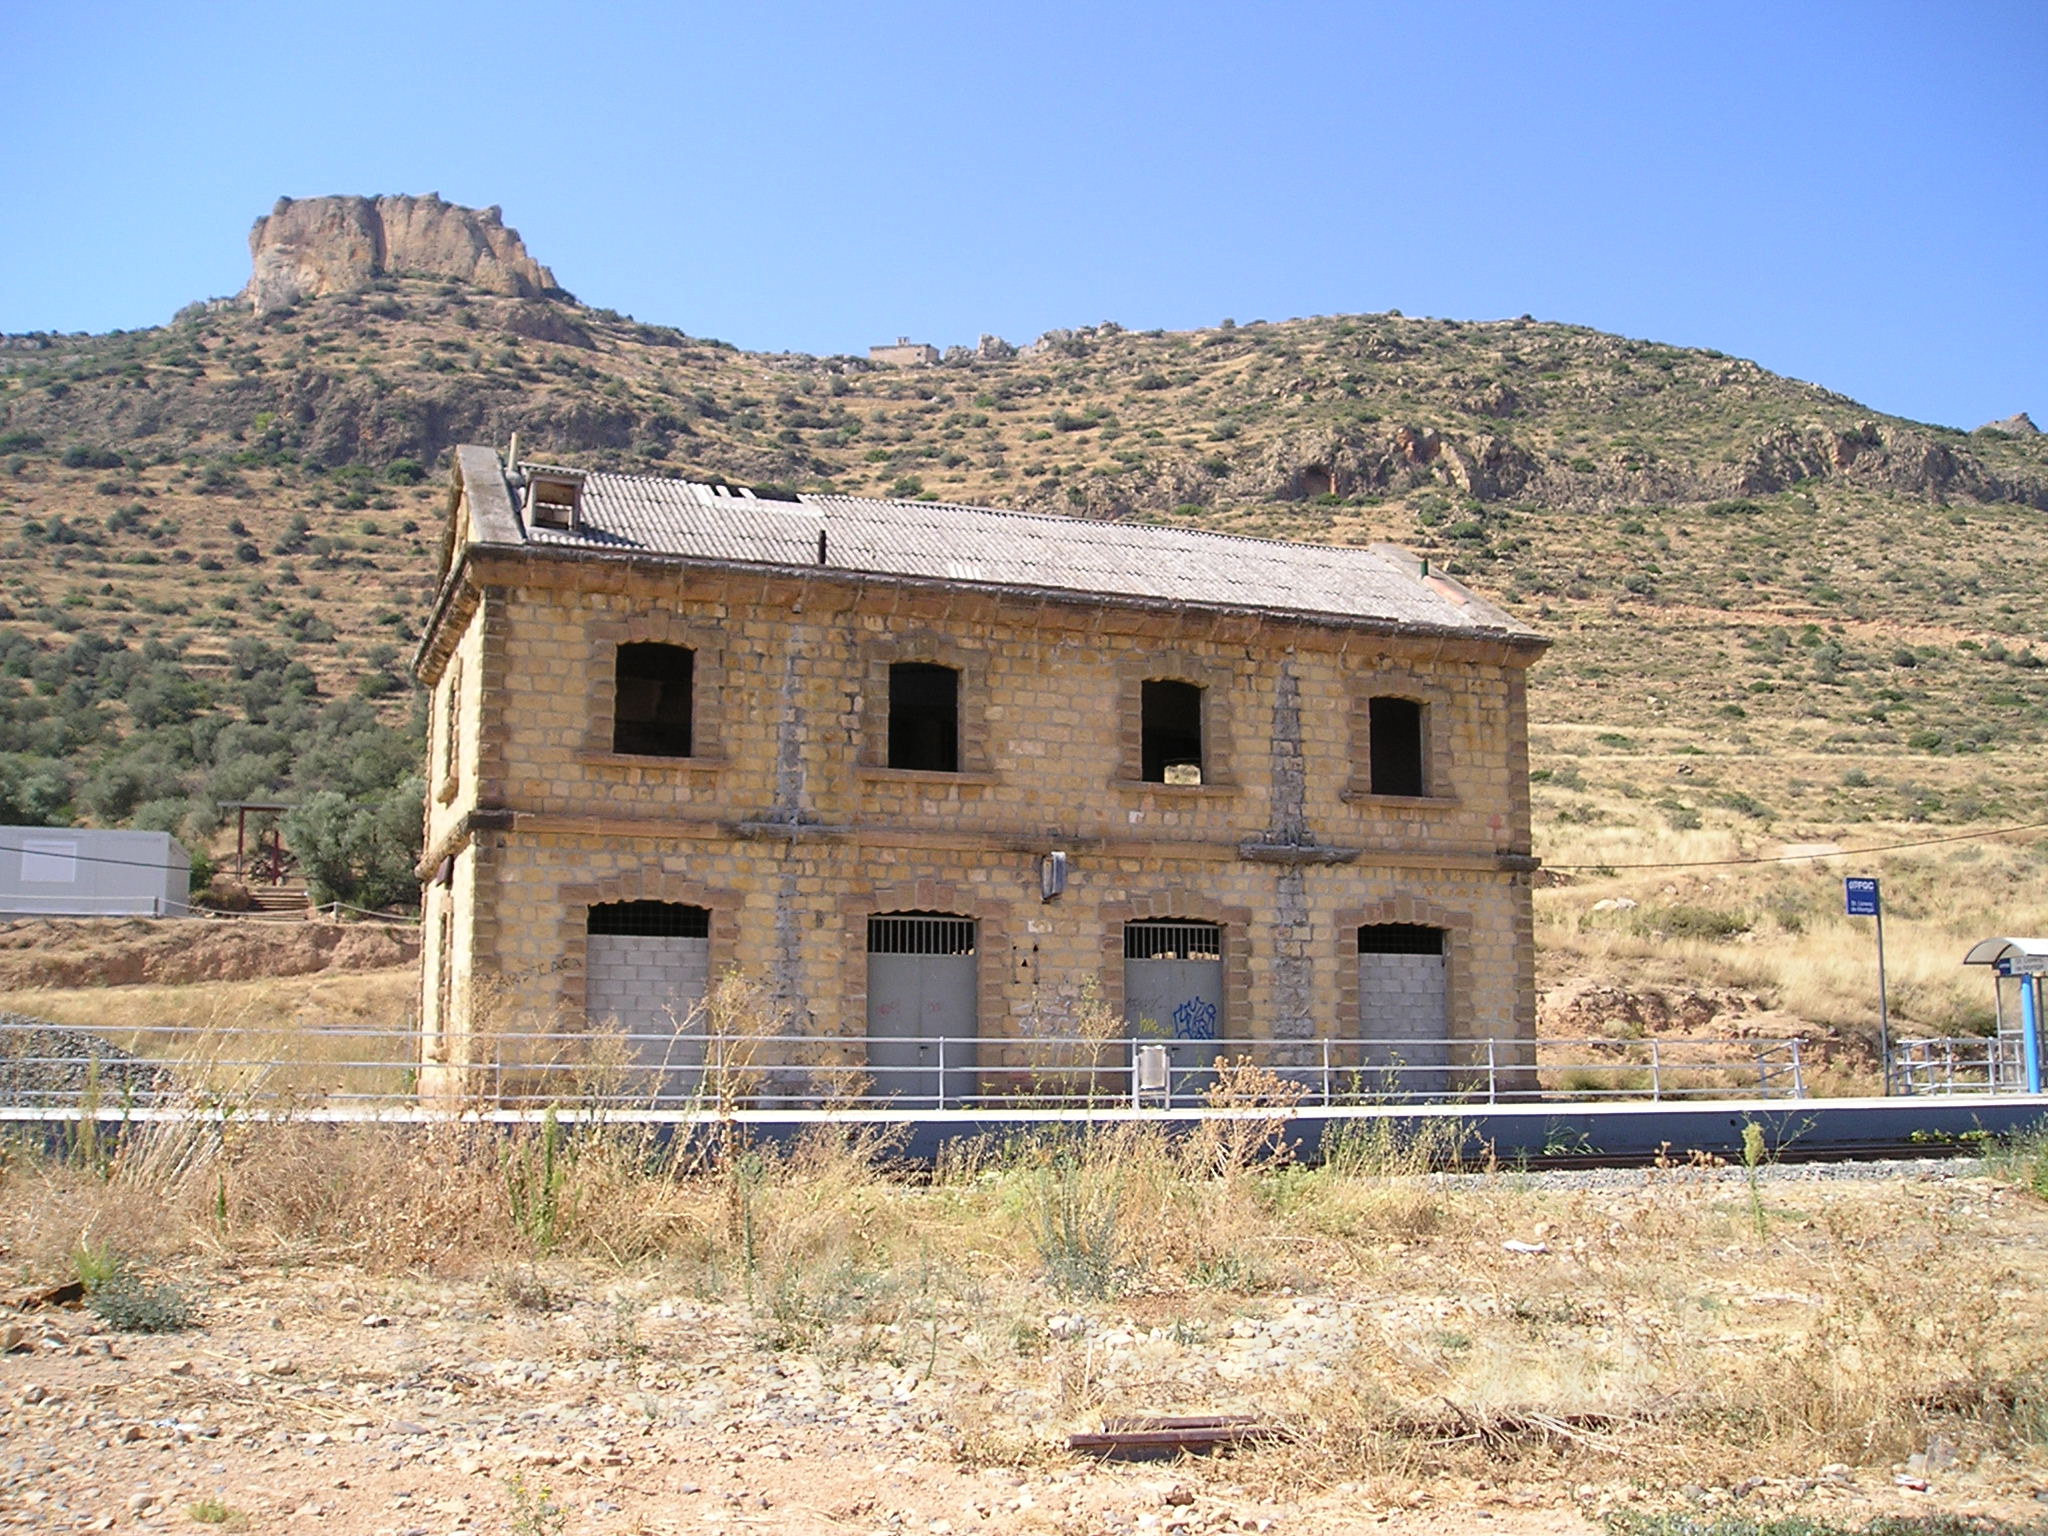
top-left (888, 662), bottom-right (959, 772)
top-left (1141, 679), bottom-right (1204, 784)
top-left (436, 655), bottom-right (463, 788)
top-left (1368, 696), bottom-right (1426, 796)
top-left (613, 643), bottom-right (694, 757)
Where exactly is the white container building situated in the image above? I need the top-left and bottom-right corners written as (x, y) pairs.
top-left (0, 828), bottom-right (191, 917)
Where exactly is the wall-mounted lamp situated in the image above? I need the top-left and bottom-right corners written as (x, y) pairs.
top-left (1040, 850), bottom-right (1068, 902)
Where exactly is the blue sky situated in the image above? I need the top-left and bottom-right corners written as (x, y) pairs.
top-left (3, 0), bottom-right (2042, 430)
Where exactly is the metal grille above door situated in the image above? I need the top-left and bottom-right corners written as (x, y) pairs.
top-left (1125, 920), bottom-right (1223, 961)
top-left (868, 913), bottom-right (977, 956)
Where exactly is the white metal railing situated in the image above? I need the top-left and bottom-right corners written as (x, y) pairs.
top-left (0, 1017), bottom-right (1812, 1114)
top-left (1890, 1036), bottom-right (2025, 1095)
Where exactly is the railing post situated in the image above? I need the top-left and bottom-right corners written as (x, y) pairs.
top-left (1791, 1038), bottom-right (1805, 1098)
top-left (1650, 1039), bottom-right (1663, 1101)
top-left (1487, 1038), bottom-right (1498, 1105)
top-left (936, 1034), bottom-right (947, 1110)
top-left (1321, 1038), bottom-right (1331, 1108)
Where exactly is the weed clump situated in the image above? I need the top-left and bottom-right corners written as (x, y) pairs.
top-left (1983, 1119), bottom-right (2048, 1199)
top-left (76, 1243), bottom-right (197, 1333)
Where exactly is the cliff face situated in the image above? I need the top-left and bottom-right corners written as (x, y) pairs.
top-left (245, 194), bottom-right (557, 313)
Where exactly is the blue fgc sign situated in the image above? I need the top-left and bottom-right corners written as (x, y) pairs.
top-left (1844, 877), bottom-right (1881, 917)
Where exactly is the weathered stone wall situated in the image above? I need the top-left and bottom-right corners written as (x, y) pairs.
top-left (418, 552), bottom-right (1540, 1082)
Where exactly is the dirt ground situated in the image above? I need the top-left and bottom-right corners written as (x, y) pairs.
top-left (0, 919), bottom-right (417, 993)
top-left (8, 1170), bottom-right (2048, 1536)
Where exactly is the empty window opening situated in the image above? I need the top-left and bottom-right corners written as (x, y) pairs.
top-left (613, 643), bottom-right (694, 757)
top-left (1357, 923), bottom-right (1444, 955)
top-left (1369, 696), bottom-right (1426, 796)
top-left (888, 662), bottom-right (959, 772)
top-left (1125, 920), bottom-right (1223, 961)
top-left (433, 891), bottom-right (455, 1051)
top-left (1141, 679), bottom-right (1204, 784)
top-left (589, 901), bottom-right (710, 938)
top-left (867, 912), bottom-right (976, 955)
top-left (437, 655), bottom-right (463, 784)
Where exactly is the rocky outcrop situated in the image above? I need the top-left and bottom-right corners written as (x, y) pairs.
top-left (1736, 420), bottom-right (2048, 509)
top-left (1978, 411), bottom-right (2039, 436)
top-left (246, 195), bottom-right (557, 314)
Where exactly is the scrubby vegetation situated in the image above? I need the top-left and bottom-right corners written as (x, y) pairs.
top-left (1, 277), bottom-right (2044, 929)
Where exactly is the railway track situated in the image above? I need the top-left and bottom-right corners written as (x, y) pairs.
top-left (6, 1094), bottom-right (2042, 1171)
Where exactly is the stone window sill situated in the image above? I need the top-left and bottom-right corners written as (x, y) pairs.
top-left (578, 750), bottom-right (729, 772)
top-left (1112, 777), bottom-right (1240, 797)
top-left (1342, 787), bottom-right (1460, 809)
top-left (858, 766), bottom-right (999, 787)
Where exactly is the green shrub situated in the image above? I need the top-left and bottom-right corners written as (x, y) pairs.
top-left (79, 1252), bottom-right (198, 1333)
top-left (60, 444), bottom-right (124, 471)
top-left (1641, 904), bottom-right (1751, 941)
top-left (284, 776), bottom-right (425, 910)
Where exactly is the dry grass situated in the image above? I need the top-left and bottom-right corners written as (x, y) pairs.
top-left (7, 1103), bottom-right (2047, 1493)
top-left (0, 967), bottom-right (420, 1101)
top-left (0, 966), bottom-right (416, 1038)
top-left (1535, 815), bottom-right (2048, 1079)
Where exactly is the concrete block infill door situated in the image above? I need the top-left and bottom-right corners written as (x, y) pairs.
top-left (1124, 920), bottom-right (1225, 1104)
top-left (585, 902), bottom-right (711, 1104)
top-left (866, 913), bottom-right (978, 1107)
top-left (1356, 923), bottom-right (1449, 1100)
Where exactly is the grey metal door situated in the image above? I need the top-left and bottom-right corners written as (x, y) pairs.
top-left (866, 914), bottom-right (977, 1106)
top-left (1356, 924), bottom-right (1449, 1100)
top-left (1124, 921), bottom-right (1225, 1104)
top-left (585, 903), bottom-right (711, 1104)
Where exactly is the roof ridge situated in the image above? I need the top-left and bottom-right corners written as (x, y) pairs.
top-left (559, 466), bottom-right (1375, 560)
top-left (799, 489), bottom-right (1384, 560)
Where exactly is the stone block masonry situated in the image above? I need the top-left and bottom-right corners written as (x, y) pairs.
top-left (413, 455), bottom-right (1546, 1097)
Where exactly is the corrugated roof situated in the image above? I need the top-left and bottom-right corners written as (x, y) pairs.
top-left (498, 460), bottom-right (1539, 639)
top-left (1962, 937), bottom-right (2048, 966)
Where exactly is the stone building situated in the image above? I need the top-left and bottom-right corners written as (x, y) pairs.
top-left (867, 337), bottom-right (940, 367)
top-left (413, 447), bottom-right (1547, 1103)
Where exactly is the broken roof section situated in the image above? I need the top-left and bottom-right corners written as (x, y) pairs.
top-left (448, 447), bottom-right (1545, 644)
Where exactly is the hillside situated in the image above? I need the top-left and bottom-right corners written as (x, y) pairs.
top-left (0, 197), bottom-right (2045, 1041)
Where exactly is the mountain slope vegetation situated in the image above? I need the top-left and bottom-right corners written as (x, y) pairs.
top-left (0, 275), bottom-right (2044, 956)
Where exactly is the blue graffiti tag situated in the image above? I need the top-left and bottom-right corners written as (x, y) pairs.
top-left (1171, 996), bottom-right (1218, 1041)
